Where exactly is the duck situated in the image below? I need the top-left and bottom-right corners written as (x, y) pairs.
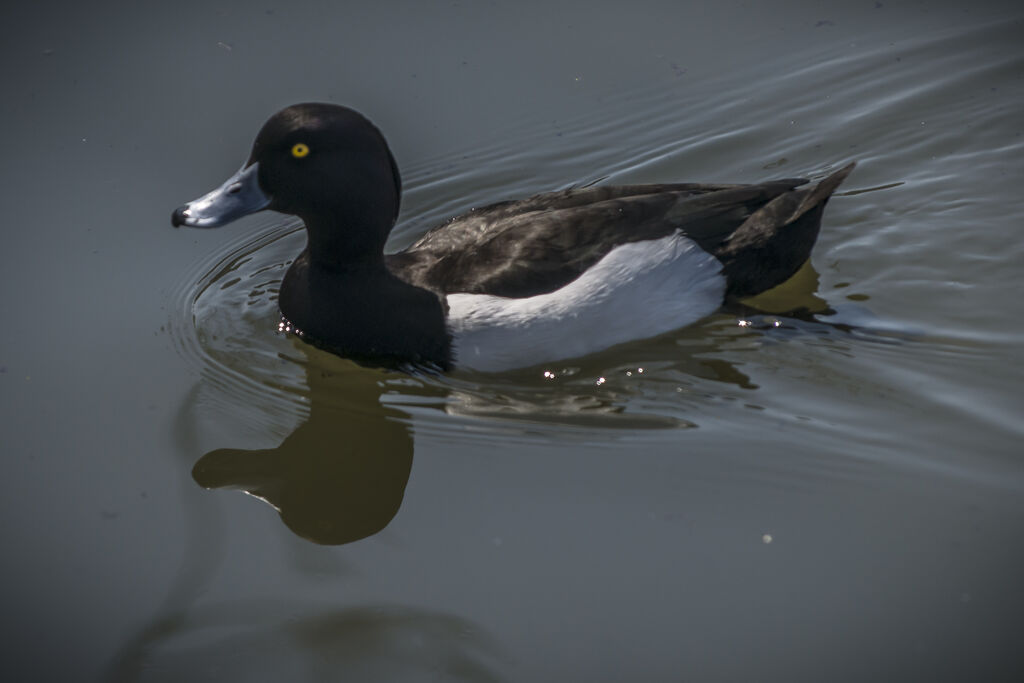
top-left (172, 102), bottom-right (854, 372)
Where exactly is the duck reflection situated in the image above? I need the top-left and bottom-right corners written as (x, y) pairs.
top-left (192, 352), bottom-right (423, 545)
top-left (188, 262), bottom-right (870, 545)
top-left (109, 602), bottom-right (508, 683)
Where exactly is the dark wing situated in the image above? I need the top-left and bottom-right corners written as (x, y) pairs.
top-left (386, 178), bottom-right (826, 298)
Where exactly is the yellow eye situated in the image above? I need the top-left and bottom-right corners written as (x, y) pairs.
top-left (291, 143), bottom-right (310, 158)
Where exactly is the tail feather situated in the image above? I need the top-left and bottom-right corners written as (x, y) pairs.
top-left (719, 162), bottom-right (855, 298)
top-left (794, 162), bottom-right (856, 217)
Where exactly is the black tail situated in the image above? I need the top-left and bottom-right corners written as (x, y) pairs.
top-left (718, 162), bottom-right (855, 298)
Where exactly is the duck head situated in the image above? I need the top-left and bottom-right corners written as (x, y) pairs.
top-left (172, 103), bottom-right (402, 263)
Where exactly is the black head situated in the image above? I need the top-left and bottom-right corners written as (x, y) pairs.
top-left (173, 103), bottom-right (402, 263)
top-left (250, 103), bottom-right (401, 226)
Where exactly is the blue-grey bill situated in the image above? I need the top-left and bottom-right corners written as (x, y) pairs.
top-left (171, 162), bottom-right (270, 228)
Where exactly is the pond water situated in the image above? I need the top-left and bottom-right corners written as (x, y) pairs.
top-left (2, 2), bottom-right (1023, 681)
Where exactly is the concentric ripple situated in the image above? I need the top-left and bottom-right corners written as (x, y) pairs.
top-left (167, 215), bottom-right (312, 433)
top-left (161, 18), bottom-right (1024, 446)
top-left (166, 205), bottom-right (891, 443)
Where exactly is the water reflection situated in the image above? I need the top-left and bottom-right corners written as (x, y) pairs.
top-left (110, 602), bottom-right (507, 683)
top-left (110, 352), bottom-right (506, 681)
top-left (192, 354), bottom-right (422, 545)
top-left (176, 224), bottom-right (891, 457)
top-left (175, 220), bottom-right (908, 546)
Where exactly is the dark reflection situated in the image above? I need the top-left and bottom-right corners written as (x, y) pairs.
top-left (106, 357), bottom-right (504, 682)
top-left (682, 353), bottom-right (760, 389)
top-left (192, 353), bottom-right (422, 545)
top-left (109, 602), bottom-right (508, 683)
top-left (729, 259), bottom-right (833, 319)
top-left (185, 261), bottom-right (881, 546)
top-left (728, 260), bottom-right (915, 343)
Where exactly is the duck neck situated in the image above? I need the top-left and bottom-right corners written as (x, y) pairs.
top-left (302, 213), bottom-right (391, 269)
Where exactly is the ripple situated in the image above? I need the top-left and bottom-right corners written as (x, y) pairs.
top-left (166, 178), bottom-right (898, 446)
top-left (168, 211), bottom-right (858, 441)
top-left (165, 15), bottom-right (1024, 469)
top-left (167, 215), bottom-right (311, 432)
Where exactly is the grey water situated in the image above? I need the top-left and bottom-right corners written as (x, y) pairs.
top-left (2, 1), bottom-right (1023, 681)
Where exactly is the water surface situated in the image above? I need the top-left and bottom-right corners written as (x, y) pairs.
top-left (2, 2), bottom-right (1023, 681)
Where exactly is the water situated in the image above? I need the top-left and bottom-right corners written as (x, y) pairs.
top-left (2, 2), bottom-right (1023, 681)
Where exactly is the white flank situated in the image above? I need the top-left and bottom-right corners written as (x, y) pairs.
top-left (446, 232), bottom-right (726, 372)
